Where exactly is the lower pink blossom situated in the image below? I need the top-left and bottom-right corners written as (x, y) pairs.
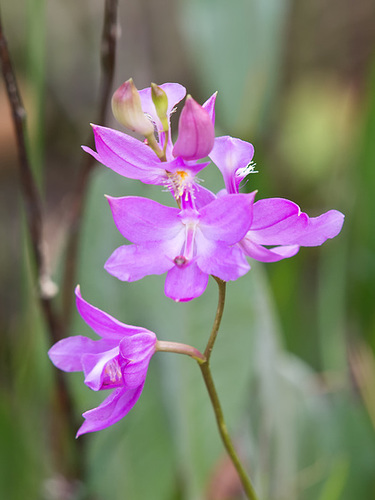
top-left (48, 286), bottom-right (157, 436)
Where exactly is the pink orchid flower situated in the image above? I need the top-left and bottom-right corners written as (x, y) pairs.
top-left (104, 193), bottom-right (254, 301)
top-left (209, 136), bottom-right (345, 262)
top-left (83, 82), bottom-right (217, 207)
top-left (48, 287), bottom-right (157, 436)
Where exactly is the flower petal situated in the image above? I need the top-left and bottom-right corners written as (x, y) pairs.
top-left (84, 125), bottom-right (165, 184)
top-left (249, 199), bottom-right (308, 245)
top-left (290, 209), bottom-right (345, 246)
top-left (209, 136), bottom-right (255, 194)
top-left (199, 193), bottom-right (255, 243)
top-left (172, 96), bottom-right (215, 160)
top-left (250, 199), bottom-right (344, 246)
top-left (104, 243), bottom-right (174, 282)
top-left (251, 198), bottom-right (304, 229)
top-left (165, 262), bottom-right (209, 301)
top-left (202, 91), bottom-right (217, 126)
top-left (75, 286), bottom-right (147, 338)
top-left (119, 333), bottom-right (156, 388)
top-left (138, 82), bottom-right (186, 131)
top-left (193, 184), bottom-right (216, 208)
top-left (48, 336), bottom-right (110, 372)
top-left (240, 238), bottom-right (301, 262)
top-left (81, 347), bottom-right (120, 391)
top-left (76, 385), bottom-right (144, 436)
top-left (197, 240), bottom-right (250, 281)
top-left (106, 196), bottom-right (182, 243)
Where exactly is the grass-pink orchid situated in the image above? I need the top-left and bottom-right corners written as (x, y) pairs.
top-left (83, 82), bottom-right (217, 207)
top-left (104, 193), bottom-right (254, 301)
top-left (209, 136), bottom-right (345, 261)
top-left (48, 286), bottom-right (157, 436)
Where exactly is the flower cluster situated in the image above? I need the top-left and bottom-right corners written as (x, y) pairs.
top-left (48, 79), bottom-right (344, 434)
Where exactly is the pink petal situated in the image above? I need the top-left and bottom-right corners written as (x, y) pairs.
top-left (119, 332), bottom-right (156, 362)
top-left (172, 96), bottom-right (215, 160)
top-left (104, 244), bottom-right (174, 282)
top-left (138, 82), bottom-right (186, 130)
top-left (48, 336), bottom-right (112, 372)
top-left (120, 334), bottom-right (156, 388)
top-left (193, 184), bottom-right (216, 208)
top-left (209, 136), bottom-right (255, 194)
top-left (197, 241), bottom-right (250, 281)
top-left (251, 199), bottom-right (344, 246)
top-left (291, 209), bottom-right (344, 246)
top-left (202, 92), bottom-right (217, 125)
top-left (240, 238), bottom-right (301, 262)
top-left (76, 385), bottom-right (144, 436)
top-left (75, 286), bottom-right (146, 338)
top-left (199, 193), bottom-right (255, 243)
top-left (165, 262), bottom-right (209, 301)
top-left (106, 196), bottom-right (182, 243)
top-left (85, 125), bottom-right (165, 184)
top-left (82, 347), bottom-right (120, 391)
top-left (251, 198), bottom-right (303, 230)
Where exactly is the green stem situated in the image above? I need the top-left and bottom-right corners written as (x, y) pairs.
top-left (201, 276), bottom-right (259, 500)
top-left (157, 277), bottom-right (259, 498)
top-left (156, 340), bottom-right (205, 363)
top-left (204, 276), bottom-right (226, 361)
top-left (199, 362), bottom-right (258, 500)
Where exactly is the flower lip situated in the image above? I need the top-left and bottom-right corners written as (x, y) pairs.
top-left (209, 135), bottom-right (255, 194)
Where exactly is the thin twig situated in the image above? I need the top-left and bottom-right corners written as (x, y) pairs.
top-left (61, 0), bottom-right (119, 328)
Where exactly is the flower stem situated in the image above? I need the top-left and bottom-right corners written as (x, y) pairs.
top-left (156, 340), bottom-right (205, 363)
top-left (157, 277), bottom-right (259, 498)
top-left (200, 276), bottom-right (259, 500)
top-left (199, 362), bottom-right (258, 500)
top-left (204, 276), bottom-right (226, 361)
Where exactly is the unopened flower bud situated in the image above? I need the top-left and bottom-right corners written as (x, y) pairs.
top-left (172, 95), bottom-right (215, 161)
top-left (112, 79), bottom-right (155, 137)
top-left (151, 83), bottom-right (169, 132)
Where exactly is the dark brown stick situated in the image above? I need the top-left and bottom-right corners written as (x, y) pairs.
top-left (61, 0), bottom-right (119, 328)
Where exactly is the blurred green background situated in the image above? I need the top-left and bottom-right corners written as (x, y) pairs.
top-left (1, 0), bottom-right (375, 499)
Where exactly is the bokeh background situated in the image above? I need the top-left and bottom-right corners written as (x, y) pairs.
top-left (1, 0), bottom-right (375, 499)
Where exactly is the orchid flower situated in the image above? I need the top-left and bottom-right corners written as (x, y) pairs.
top-left (209, 136), bottom-right (345, 262)
top-left (48, 286), bottom-right (157, 436)
top-left (104, 193), bottom-right (254, 302)
top-left (83, 82), bottom-right (217, 208)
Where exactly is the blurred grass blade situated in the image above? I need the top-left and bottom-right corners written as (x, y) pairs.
top-left (348, 338), bottom-right (375, 432)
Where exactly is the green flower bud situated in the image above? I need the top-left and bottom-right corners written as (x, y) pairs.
top-left (151, 82), bottom-right (169, 132)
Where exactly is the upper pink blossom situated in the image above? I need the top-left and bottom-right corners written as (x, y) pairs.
top-left (48, 287), bottom-right (157, 436)
top-left (209, 136), bottom-right (345, 262)
top-left (104, 193), bottom-right (254, 301)
top-left (83, 82), bottom-right (217, 208)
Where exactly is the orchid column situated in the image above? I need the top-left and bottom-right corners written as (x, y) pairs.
top-left (49, 79), bottom-right (344, 500)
